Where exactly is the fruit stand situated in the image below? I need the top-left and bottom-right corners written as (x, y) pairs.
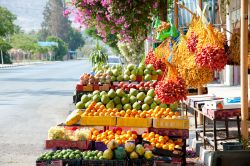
top-left (36, 0), bottom-right (238, 165)
top-left (37, 59), bottom-right (191, 166)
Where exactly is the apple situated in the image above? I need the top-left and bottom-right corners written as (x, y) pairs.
top-left (139, 87), bottom-right (145, 91)
top-left (140, 82), bottom-right (144, 86)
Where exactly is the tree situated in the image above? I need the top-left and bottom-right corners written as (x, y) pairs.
top-left (40, 0), bottom-right (84, 52)
top-left (0, 6), bottom-right (16, 64)
top-left (40, 0), bottom-right (70, 41)
top-left (46, 36), bottom-right (68, 61)
top-left (67, 27), bottom-right (85, 51)
top-left (0, 7), bottom-right (16, 37)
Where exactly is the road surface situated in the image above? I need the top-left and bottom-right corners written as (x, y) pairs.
top-left (0, 60), bottom-right (91, 166)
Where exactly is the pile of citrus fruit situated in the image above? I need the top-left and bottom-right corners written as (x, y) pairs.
top-left (82, 102), bottom-right (180, 119)
top-left (142, 132), bottom-right (183, 151)
top-left (89, 128), bottom-right (138, 145)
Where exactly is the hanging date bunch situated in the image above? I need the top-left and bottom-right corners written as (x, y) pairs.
top-left (187, 32), bottom-right (198, 53)
top-left (195, 45), bottom-right (228, 71)
top-left (145, 48), bottom-right (156, 65)
top-left (155, 63), bottom-right (187, 104)
top-left (186, 17), bottom-right (228, 71)
top-left (145, 48), bottom-right (167, 72)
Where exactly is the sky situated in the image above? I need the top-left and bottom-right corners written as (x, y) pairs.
top-left (0, 0), bottom-right (48, 32)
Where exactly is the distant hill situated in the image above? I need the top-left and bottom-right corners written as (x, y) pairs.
top-left (0, 0), bottom-right (48, 32)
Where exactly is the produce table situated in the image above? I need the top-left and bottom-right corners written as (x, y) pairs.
top-left (185, 96), bottom-right (244, 151)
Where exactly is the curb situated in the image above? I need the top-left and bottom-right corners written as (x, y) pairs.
top-left (0, 64), bottom-right (25, 69)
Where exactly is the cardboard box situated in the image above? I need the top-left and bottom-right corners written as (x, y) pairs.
top-left (80, 116), bottom-right (116, 126)
top-left (153, 118), bottom-right (189, 129)
top-left (116, 117), bottom-right (152, 128)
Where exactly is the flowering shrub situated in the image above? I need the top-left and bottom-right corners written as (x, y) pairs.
top-left (65, 0), bottom-right (158, 43)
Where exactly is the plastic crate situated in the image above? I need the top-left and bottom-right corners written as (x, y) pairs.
top-left (127, 159), bottom-right (154, 166)
top-left (45, 140), bottom-right (89, 150)
top-left (37, 159), bottom-right (83, 166)
top-left (82, 159), bottom-right (126, 166)
top-left (222, 142), bottom-right (243, 151)
top-left (80, 116), bottom-right (116, 126)
top-left (116, 117), bottom-right (152, 128)
top-left (153, 118), bottom-right (189, 129)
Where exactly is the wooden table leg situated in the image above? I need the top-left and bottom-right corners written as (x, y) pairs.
top-left (225, 118), bottom-right (229, 138)
top-left (182, 139), bottom-right (187, 166)
top-left (185, 103), bottom-right (188, 116)
top-left (237, 116), bottom-right (241, 141)
top-left (213, 120), bottom-right (217, 150)
top-left (194, 110), bottom-right (198, 140)
top-left (203, 116), bottom-right (206, 148)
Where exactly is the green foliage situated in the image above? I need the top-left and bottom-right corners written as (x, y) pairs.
top-left (47, 36), bottom-right (68, 60)
top-left (0, 39), bottom-right (12, 64)
top-left (89, 41), bottom-right (108, 68)
top-left (0, 6), bottom-right (16, 37)
top-left (67, 28), bottom-right (85, 51)
top-left (0, 6), bottom-right (17, 64)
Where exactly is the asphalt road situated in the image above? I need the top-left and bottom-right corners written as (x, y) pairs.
top-left (0, 60), bottom-right (91, 166)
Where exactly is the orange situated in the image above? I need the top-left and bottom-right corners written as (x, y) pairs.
top-left (142, 133), bottom-right (147, 138)
top-left (102, 109), bottom-right (107, 113)
top-left (117, 140), bottom-right (122, 145)
top-left (161, 115), bottom-right (165, 118)
top-left (128, 137), bottom-right (134, 141)
top-left (137, 110), bottom-right (142, 114)
top-left (126, 109), bottom-right (132, 115)
top-left (82, 112), bottom-right (88, 116)
top-left (169, 112), bottom-right (174, 117)
top-left (156, 143), bottom-right (162, 148)
top-left (146, 114), bottom-right (151, 118)
top-left (120, 110), bottom-right (126, 117)
top-left (94, 104), bottom-right (100, 109)
top-left (162, 144), bottom-right (168, 150)
top-left (124, 114), bottom-right (130, 117)
top-left (108, 135), bottom-right (115, 140)
top-left (140, 112), bottom-right (146, 118)
top-left (108, 131), bottom-right (113, 135)
top-left (104, 140), bottom-right (109, 145)
top-left (100, 105), bottom-right (105, 109)
top-left (168, 139), bottom-right (174, 143)
top-left (175, 112), bottom-right (179, 116)
top-left (159, 138), bottom-right (165, 144)
top-left (101, 135), bottom-right (106, 140)
top-left (151, 142), bottom-right (156, 147)
top-left (154, 106), bottom-right (160, 112)
top-left (91, 135), bottom-right (97, 141)
top-left (115, 112), bottom-right (121, 117)
top-left (155, 134), bottom-right (160, 138)
top-left (130, 114), bottom-right (135, 118)
top-left (135, 115), bottom-right (140, 118)
top-left (96, 137), bottom-right (101, 141)
top-left (93, 130), bottom-right (99, 136)
top-left (105, 112), bottom-right (110, 116)
top-left (116, 130), bottom-right (122, 135)
top-left (127, 131), bottom-right (132, 135)
top-left (94, 112), bottom-right (99, 116)
top-left (85, 108), bottom-right (91, 113)
top-left (165, 108), bottom-right (171, 114)
top-left (99, 112), bottom-right (105, 116)
top-left (132, 134), bottom-right (137, 139)
top-left (110, 112), bottom-right (115, 117)
top-left (121, 131), bottom-right (126, 135)
top-left (91, 108), bottom-right (96, 113)
top-left (132, 109), bottom-right (138, 115)
top-left (164, 136), bottom-right (169, 141)
top-left (88, 112), bottom-right (93, 116)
